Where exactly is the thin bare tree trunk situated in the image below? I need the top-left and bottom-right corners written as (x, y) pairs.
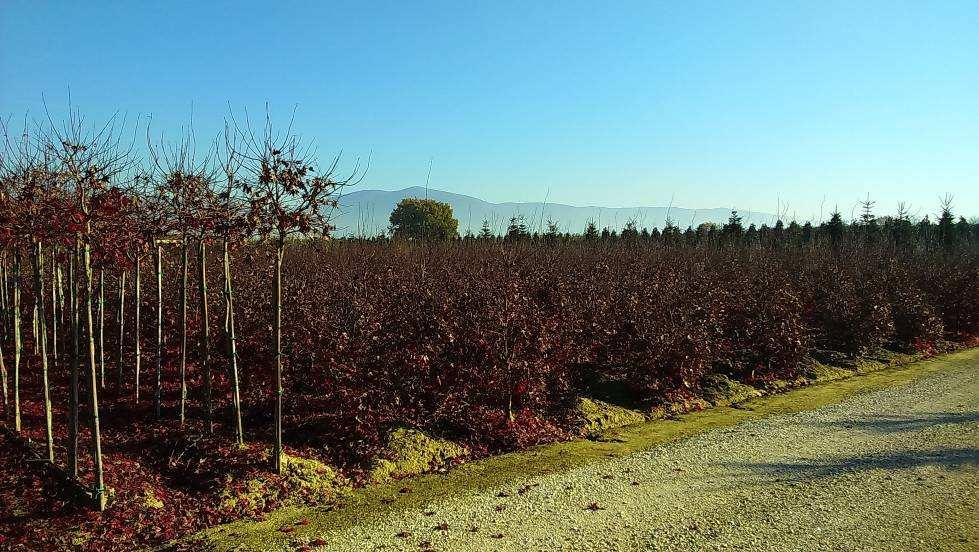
top-left (134, 258), bottom-right (141, 403)
top-left (31, 299), bottom-right (37, 354)
top-left (0, 328), bottom-right (6, 407)
top-left (12, 251), bottom-right (22, 432)
top-left (224, 237), bottom-right (243, 445)
top-left (98, 269), bottom-right (105, 389)
top-left (116, 269), bottom-right (127, 395)
top-left (179, 239), bottom-right (188, 426)
top-left (273, 240), bottom-right (284, 474)
top-left (1, 252), bottom-right (8, 341)
top-left (83, 238), bottom-right (106, 510)
top-left (56, 255), bottom-right (65, 334)
top-left (0, 253), bottom-right (6, 406)
top-left (199, 239), bottom-right (211, 433)
top-left (50, 250), bottom-right (59, 362)
top-left (154, 243), bottom-right (163, 418)
top-left (68, 240), bottom-right (79, 477)
top-left (32, 242), bottom-right (54, 463)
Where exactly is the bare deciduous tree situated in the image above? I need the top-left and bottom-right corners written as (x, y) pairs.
top-left (231, 107), bottom-right (364, 472)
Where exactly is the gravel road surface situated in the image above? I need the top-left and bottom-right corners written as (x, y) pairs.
top-left (312, 359), bottom-right (978, 551)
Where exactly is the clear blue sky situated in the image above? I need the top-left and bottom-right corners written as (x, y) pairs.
top-left (2, 1), bottom-right (977, 220)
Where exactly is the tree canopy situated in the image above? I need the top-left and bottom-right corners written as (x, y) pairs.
top-left (389, 198), bottom-right (459, 241)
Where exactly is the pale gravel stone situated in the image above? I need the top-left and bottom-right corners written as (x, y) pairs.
top-left (299, 363), bottom-right (978, 551)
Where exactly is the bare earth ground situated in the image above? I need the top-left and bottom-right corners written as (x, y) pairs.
top-left (196, 352), bottom-right (979, 551)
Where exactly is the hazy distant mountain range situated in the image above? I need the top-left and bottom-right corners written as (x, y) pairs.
top-left (332, 186), bottom-right (778, 236)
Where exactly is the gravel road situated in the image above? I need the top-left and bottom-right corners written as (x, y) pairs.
top-left (311, 359), bottom-right (979, 552)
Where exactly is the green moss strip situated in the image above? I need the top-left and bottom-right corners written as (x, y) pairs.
top-left (700, 374), bottom-right (763, 407)
top-left (367, 427), bottom-right (469, 483)
top-left (178, 347), bottom-right (979, 552)
top-left (575, 397), bottom-right (647, 439)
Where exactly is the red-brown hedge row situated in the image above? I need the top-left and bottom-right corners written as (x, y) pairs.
top-left (73, 241), bottom-right (979, 462)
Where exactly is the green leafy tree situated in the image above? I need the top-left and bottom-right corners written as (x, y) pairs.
top-left (823, 210), bottom-right (846, 247)
top-left (890, 202), bottom-right (913, 250)
top-left (695, 222), bottom-right (715, 242)
top-left (802, 222), bottom-right (814, 244)
top-left (858, 196), bottom-right (879, 242)
top-left (583, 220), bottom-right (599, 241)
top-left (505, 214), bottom-right (530, 241)
top-left (621, 220), bottom-right (639, 242)
top-left (478, 219), bottom-right (494, 240)
top-left (389, 198), bottom-right (459, 241)
top-left (786, 221), bottom-right (802, 245)
top-left (683, 226), bottom-right (695, 243)
top-left (937, 195), bottom-right (956, 251)
top-left (916, 215), bottom-right (932, 246)
top-left (722, 210), bottom-right (744, 240)
top-left (772, 219), bottom-right (785, 243)
top-left (544, 219), bottom-right (561, 244)
top-left (955, 216), bottom-right (972, 246)
top-left (661, 218), bottom-right (681, 243)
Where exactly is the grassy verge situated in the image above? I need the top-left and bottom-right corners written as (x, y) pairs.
top-left (176, 347), bottom-right (979, 551)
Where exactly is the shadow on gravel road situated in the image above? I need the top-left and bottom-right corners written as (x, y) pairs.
top-left (726, 447), bottom-right (979, 480)
top-left (815, 412), bottom-right (979, 434)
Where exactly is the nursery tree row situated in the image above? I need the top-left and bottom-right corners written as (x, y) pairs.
top-left (0, 109), bottom-right (363, 507)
